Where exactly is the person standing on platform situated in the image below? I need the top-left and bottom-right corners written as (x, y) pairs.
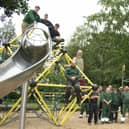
top-left (50, 23), bottom-right (61, 40)
top-left (40, 13), bottom-right (54, 32)
top-left (21, 5), bottom-right (40, 33)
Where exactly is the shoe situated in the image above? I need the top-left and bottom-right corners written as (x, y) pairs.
top-left (79, 114), bottom-right (83, 118)
top-left (121, 117), bottom-right (125, 123)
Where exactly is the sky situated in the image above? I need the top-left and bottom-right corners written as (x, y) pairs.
top-left (12, 0), bottom-right (101, 42)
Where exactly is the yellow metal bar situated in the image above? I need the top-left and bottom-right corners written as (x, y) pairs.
top-left (37, 83), bottom-right (66, 88)
top-left (34, 88), bottom-right (59, 125)
top-left (60, 90), bottom-right (92, 125)
top-left (0, 46), bottom-right (4, 53)
top-left (0, 97), bottom-right (22, 125)
top-left (6, 46), bottom-right (13, 56)
top-left (10, 44), bottom-right (19, 48)
top-left (60, 103), bottom-right (80, 126)
top-left (0, 87), bottom-right (32, 126)
top-left (81, 89), bottom-right (93, 104)
top-left (27, 28), bottom-right (34, 37)
top-left (35, 53), bottom-right (64, 82)
top-left (33, 93), bottom-right (56, 120)
top-left (60, 90), bottom-right (93, 126)
top-left (33, 93), bottom-right (47, 113)
top-left (64, 53), bottom-right (72, 64)
top-left (57, 97), bottom-right (76, 120)
top-left (39, 92), bottom-right (65, 95)
top-left (37, 83), bottom-right (92, 89)
top-left (58, 64), bottom-right (66, 80)
top-left (59, 98), bottom-right (77, 125)
top-left (8, 34), bottom-right (22, 44)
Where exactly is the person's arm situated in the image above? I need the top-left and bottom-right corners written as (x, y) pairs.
top-left (107, 100), bottom-right (112, 104)
top-left (72, 57), bottom-right (76, 62)
top-left (90, 95), bottom-right (99, 99)
top-left (90, 92), bottom-right (99, 99)
top-left (40, 19), bottom-right (54, 28)
top-left (103, 99), bottom-right (108, 104)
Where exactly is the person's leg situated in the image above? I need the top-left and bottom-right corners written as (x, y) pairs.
top-left (85, 101), bottom-right (89, 117)
top-left (110, 104), bottom-right (115, 122)
top-left (114, 105), bottom-right (119, 122)
top-left (122, 104), bottom-right (126, 117)
top-left (74, 82), bottom-right (81, 104)
top-left (121, 103), bottom-right (126, 122)
top-left (101, 104), bottom-right (108, 122)
top-left (115, 111), bottom-right (118, 122)
top-left (98, 101), bottom-right (102, 120)
top-left (88, 104), bottom-right (93, 124)
top-left (127, 104), bottom-right (129, 118)
top-left (94, 105), bottom-right (98, 124)
top-left (79, 102), bottom-right (85, 118)
top-left (21, 22), bottom-right (29, 33)
top-left (106, 104), bottom-right (111, 122)
top-left (65, 85), bottom-right (72, 104)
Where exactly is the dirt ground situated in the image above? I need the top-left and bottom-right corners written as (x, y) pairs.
top-left (0, 111), bottom-right (129, 129)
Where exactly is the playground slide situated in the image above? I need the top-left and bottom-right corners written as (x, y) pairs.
top-left (0, 23), bottom-right (50, 98)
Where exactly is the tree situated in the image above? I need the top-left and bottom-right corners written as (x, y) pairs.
top-left (0, 0), bottom-right (29, 16)
top-left (0, 18), bottom-right (17, 62)
top-left (67, 0), bottom-right (129, 86)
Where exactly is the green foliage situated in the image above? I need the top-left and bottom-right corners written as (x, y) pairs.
top-left (0, 19), bottom-right (16, 40)
top-left (0, 18), bottom-right (17, 62)
top-left (0, 0), bottom-right (29, 16)
top-left (67, 0), bottom-right (129, 86)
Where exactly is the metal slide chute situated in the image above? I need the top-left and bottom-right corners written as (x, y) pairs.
top-left (0, 23), bottom-right (50, 98)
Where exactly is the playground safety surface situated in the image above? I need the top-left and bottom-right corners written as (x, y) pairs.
top-left (1, 112), bottom-right (129, 129)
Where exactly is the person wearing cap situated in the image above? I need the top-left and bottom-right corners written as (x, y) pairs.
top-left (64, 60), bottom-right (81, 105)
top-left (21, 5), bottom-right (40, 33)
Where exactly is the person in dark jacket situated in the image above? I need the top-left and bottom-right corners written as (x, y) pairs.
top-left (40, 13), bottom-right (54, 32)
top-left (40, 15), bottom-right (64, 45)
top-left (50, 23), bottom-right (60, 39)
top-left (88, 87), bottom-right (99, 124)
top-left (40, 14), bottom-right (53, 27)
